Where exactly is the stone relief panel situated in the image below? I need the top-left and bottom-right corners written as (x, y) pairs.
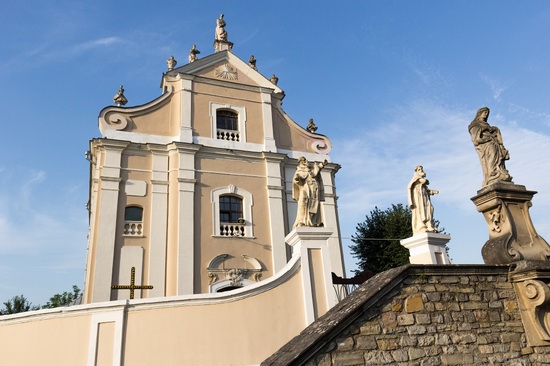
top-left (215, 64), bottom-right (238, 80)
top-left (207, 254), bottom-right (263, 292)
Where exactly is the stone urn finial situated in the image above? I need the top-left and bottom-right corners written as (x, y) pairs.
top-left (166, 55), bottom-right (177, 71)
top-left (306, 118), bottom-right (318, 133)
top-left (113, 85), bottom-right (128, 107)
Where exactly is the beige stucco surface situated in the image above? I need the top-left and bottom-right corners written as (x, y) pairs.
top-left (192, 81), bottom-right (264, 143)
top-left (0, 259), bottom-right (310, 366)
top-left (0, 313), bottom-right (90, 365)
top-left (124, 269), bottom-right (305, 365)
top-left (195, 156), bottom-right (274, 291)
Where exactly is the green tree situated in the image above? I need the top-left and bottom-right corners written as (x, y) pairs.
top-left (350, 204), bottom-right (412, 274)
top-left (42, 285), bottom-right (81, 309)
top-left (1, 295), bottom-right (40, 315)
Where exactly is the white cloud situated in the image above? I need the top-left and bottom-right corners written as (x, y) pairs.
top-left (480, 73), bottom-right (512, 101)
top-left (71, 36), bottom-right (123, 52)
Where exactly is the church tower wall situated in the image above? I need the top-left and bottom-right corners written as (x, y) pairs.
top-left (85, 39), bottom-right (345, 303)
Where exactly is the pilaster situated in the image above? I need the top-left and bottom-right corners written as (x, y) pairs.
top-left (319, 163), bottom-right (346, 277)
top-left (263, 152), bottom-right (287, 272)
top-left (147, 144), bottom-right (170, 297)
top-left (91, 140), bottom-right (128, 303)
top-left (286, 227), bottom-right (337, 326)
top-left (179, 76), bottom-right (194, 143)
top-left (260, 91), bottom-right (277, 152)
top-left (172, 143), bottom-right (200, 295)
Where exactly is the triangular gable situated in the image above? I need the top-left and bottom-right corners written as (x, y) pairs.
top-left (167, 50), bottom-right (284, 94)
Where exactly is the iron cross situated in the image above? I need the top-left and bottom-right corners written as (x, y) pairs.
top-left (111, 267), bottom-right (153, 300)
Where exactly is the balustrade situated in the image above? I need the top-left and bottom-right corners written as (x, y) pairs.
top-left (217, 129), bottom-right (240, 142)
top-left (220, 223), bottom-right (245, 237)
top-left (124, 221), bottom-right (143, 236)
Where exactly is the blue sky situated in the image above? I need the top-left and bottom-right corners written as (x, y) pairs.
top-left (1, 1), bottom-right (550, 306)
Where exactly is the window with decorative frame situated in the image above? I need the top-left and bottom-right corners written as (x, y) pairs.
top-left (123, 206), bottom-right (143, 237)
top-left (211, 185), bottom-right (253, 238)
top-left (210, 103), bottom-right (247, 143)
top-left (216, 109), bottom-right (239, 141)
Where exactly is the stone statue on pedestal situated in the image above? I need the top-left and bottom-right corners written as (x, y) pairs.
top-left (248, 55), bottom-right (257, 70)
top-left (213, 14), bottom-right (233, 52)
top-left (292, 157), bottom-right (327, 228)
top-left (408, 166), bottom-right (439, 235)
top-left (468, 107), bottom-right (512, 187)
top-left (215, 14), bottom-right (228, 42)
top-left (189, 44), bottom-right (200, 63)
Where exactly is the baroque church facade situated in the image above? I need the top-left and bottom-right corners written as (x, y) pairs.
top-left (0, 17), bottom-right (348, 365)
top-left (84, 19), bottom-right (345, 303)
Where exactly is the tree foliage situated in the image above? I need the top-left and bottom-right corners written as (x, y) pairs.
top-left (0, 285), bottom-right (82, 315)
top-left (0, 295), bottom-right (40, 315)
top-left (350, 204), bottom-right (412, 274)
top-left (42, 285), bottom-right (81, 309)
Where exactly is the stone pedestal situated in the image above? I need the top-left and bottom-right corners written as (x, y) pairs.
top-left (400, 232), bottom-right (451, 264)
top-left (471, 182), bottom-right (550, 264)
top-left (509, 260), bottom-right (550, 346)
top-left (286, 227), bottom-right (337, 325)
top-left (214, 40), bottom-right (233, 52)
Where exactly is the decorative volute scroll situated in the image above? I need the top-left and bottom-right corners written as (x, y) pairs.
top-left (510, 261), bottom-right (550, 346)
top-left (471, 182), bottom-right (550, 264)
top-left (98, 85), bottom-right (174, 136)
top-left (275, 108), bottom-right (332, 156)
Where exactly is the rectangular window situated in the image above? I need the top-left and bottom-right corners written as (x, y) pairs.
top-left (219, 196), bottom-right (243, 223)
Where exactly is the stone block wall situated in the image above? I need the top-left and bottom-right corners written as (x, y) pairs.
top-left (305, 267), bottom-right (550, 365)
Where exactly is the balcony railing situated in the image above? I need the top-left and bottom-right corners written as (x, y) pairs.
top-left (220, 223), bottom-right (245, 237)
top-left (217, 129), bottom-right (240, 142)
top-left (124, 221), bottom-right (143, 237)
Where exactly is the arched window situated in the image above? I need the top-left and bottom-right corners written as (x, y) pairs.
top-left (124, 206), bottom-right (143, 237)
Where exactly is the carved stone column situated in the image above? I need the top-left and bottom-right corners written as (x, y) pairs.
top-left (471, 182), bottom-right (550, 264)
